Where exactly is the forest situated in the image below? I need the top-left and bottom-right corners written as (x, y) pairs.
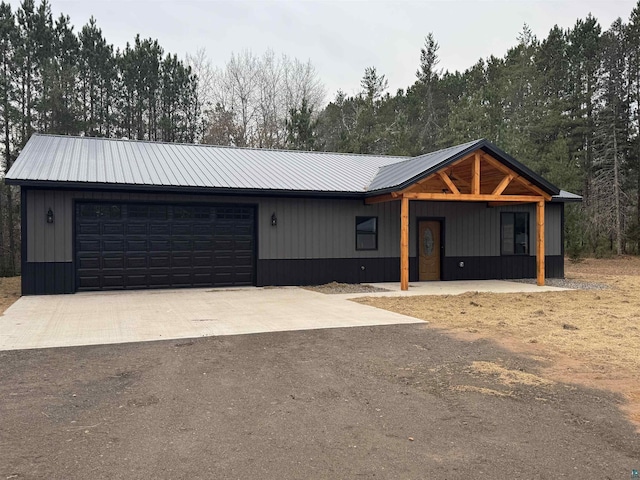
top-left (1, 0), bottom-right (640, 276)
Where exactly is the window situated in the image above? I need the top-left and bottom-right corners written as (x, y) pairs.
top-left (356, 216), bottom-right (378, 250)
top-left (79, 204), bottom-right (121, 219)
top-left (501, 212), bottom-right (529, 255)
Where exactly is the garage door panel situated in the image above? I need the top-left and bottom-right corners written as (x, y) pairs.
top-left (193, 255), bottom-right (213, 267)
top-left (171, 255), bottom-right (192, 267)
top-left (126, 239), bottom-right (147, 252)
top-left (193, 239), bottom-right (213, 251)
top-left (76, 202), bottom-right (255, 291)
top-left (125, 256), bottom-right (148, 268)
top-left (172, 224), bottom-right (192, 235)
top-left (78, 223), bottom-right (100, 235)
top-left (78, 239), bottom-right (100, 251)
top-left (149, 255), bottom-right (170, 267)
top-left (126, 275), bottom-right (148, 287)
top-left (103, 223), bottom-right (124, 235)
top-left (103, 256), bottom-right (125, 269)
top-left (172, 239), bottom-right (191, 251)
top-left (150, 239), bottom-right (170, 251)
top-left (78, 275), bottom-right (100, 289)
top-left (77, 256), bottom-right (100, 269)
top-left (103, 275), bottom-right (125, 288)
top-left (103, 240), bottom-right (124, 251)
top-left (150, 224), bottom-right (170, 235)
top-left (127, 224), bottom-right (148, 235)
top-left (171, 273), bottom-right (192, 285)
top-left (149, 274), bottom-right (171, 286)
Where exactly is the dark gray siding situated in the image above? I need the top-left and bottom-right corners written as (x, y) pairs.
top-left (412, 201), bottom-right (562, 257)
top-left (26, 190), bottom-right (402, 262)
top-left (23, 189), bottom-right (564, 293)
top-left (26, 189), bottom-right (562, 263)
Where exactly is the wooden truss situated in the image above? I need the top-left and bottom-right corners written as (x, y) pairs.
top-left (365, 150), bottom-right (551, 290)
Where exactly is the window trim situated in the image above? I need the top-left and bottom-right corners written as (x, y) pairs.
top-left (355, 216), bottom-right (378, 251)
top-left (500, 212), bottom-right (530, 256)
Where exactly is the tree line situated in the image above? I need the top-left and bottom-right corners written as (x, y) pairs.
top-left (0, 0), bottom-right (202, 275)
top-left (313, 7), bottom-right (640, 258)
top-left (3, 0), bottom-right (640, 276)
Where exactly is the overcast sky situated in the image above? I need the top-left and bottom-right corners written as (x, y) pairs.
top-left (11, 0), bottom-right (640, 102)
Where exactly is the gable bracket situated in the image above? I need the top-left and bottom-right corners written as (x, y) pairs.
top-left (438, 171), bottom-right (460, 195)
top-left (492, 174), bottom-right (514, 196)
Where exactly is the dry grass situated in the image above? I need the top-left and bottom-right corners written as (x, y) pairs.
top-left (469, 361), bottom-right (554, 387)
top-left (0, 276), bottom-right (20, 315)
top-left (354, 256), bottom-right (640, 426)
top-left (450, 385), bottom-right (513, 398)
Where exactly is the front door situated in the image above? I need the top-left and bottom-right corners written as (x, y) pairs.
top-left (418, 220), bottom-right (441, 281)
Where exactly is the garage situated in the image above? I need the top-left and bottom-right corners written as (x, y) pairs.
top-left (75, 202), bottom-right (255, 291)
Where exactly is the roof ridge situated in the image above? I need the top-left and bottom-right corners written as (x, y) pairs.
top-left (375, 139), bottom-right (484, 170)
top-left (31, 133), bottom-right (409, 160)
top-left (365, 139), bottom-right (485, 190)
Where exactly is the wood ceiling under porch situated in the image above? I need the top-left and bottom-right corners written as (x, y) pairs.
top-left (366, 149), bottom-right (552, 290)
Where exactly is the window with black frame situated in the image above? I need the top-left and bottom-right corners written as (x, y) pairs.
top-left (501, 212), bottom-right (529, 255)
top-left (356, 216), bottom-right (378, 250)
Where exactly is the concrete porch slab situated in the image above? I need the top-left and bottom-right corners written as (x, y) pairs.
top-left (338, 280), bottom-right (570, 298)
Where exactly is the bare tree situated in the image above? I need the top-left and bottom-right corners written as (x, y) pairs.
top-left (185, 47), bottom-right (215, 142)
top-left (205, 49), bottom-right (325, 148)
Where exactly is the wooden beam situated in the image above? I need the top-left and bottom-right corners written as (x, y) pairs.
top-left (403, 192), bottom-right (545, 203)
top-left (438, 171), bottom-right (460, 195)
top-left (364, 193), bottom-right (400, 204)
top-left (472, 152), bottom-right (480, 194)
top-left (400, 195), bottom-right (409, 291)
top-left (492, 174), bottom-right (514, 196)
top-left (487, 201), bottom-right (531, 207)
top-left (536, 200), bottom-right (545, 286)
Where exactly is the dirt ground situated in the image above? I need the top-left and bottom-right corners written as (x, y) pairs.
top-left (0, 276), bottom-right (20, 315)
top-left (1, 324), bottom-right (639, 479)
top-left (356, 256), bottom-right (640, 428)
top-left (1, 259), bottom-right (640, 479)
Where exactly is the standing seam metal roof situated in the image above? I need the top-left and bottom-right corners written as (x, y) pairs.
top-left (6, 134), bottom-right (564, 197)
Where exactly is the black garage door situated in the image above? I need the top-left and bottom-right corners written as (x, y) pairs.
top-left (75, 202), bottom-right (255, 291)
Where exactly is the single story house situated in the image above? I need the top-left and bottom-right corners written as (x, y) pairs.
top-left (6, 134), bottom-right (580, 295)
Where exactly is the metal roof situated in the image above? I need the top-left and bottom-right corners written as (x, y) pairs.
top-left (367, 139), bottom-right (483, 191)
top-left (6, 134), bottom-right (406, 194)
top-left (6, 134), bottom-right (566, 197)
top-left (368, 138), bottom-right (560, 195)
top-left (552, 190), bottom-right (582, 202)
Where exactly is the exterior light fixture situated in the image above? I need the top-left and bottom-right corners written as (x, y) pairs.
top-left (271, 212), bottom-right (277, 227)
top-left (46, 207), bottom-right (54, 224)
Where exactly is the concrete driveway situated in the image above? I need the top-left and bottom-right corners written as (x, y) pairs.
top-left (0, 286), bottom-right (424, 351)
top-left (0, 280), bottom-right (568, 351)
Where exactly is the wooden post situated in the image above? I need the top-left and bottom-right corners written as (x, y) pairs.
top-left (536, 199), bottom-right (545, 286)
top-left (472, 152), bottom-right (480, 194)
top-left (400, 195), bottom-right (409, 291)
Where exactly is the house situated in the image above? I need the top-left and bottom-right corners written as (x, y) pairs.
top-left (5, 134), bottom-right (580, 295)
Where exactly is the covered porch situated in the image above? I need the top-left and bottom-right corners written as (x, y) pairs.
top-left (366, 149), bottom-right (552, 290)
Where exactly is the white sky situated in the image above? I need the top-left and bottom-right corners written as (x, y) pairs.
top-left (10, 0), bottom-right (640, 102)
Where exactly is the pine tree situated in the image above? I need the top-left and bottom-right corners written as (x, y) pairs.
top-left (285, 97), bottom-right (317, 150)
top-left (593, 18), bottom-right (631, 254)
top-left (0, 1), bottom-right (18, 275)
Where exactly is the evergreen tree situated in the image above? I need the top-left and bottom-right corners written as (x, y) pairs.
top-left (285, 97), bottom-right (317, 150)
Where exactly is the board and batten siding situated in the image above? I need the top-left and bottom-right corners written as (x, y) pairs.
top-left (412, 201), bottom-right (562, 257)
top-left (26, 189), bottom-right (562, 264)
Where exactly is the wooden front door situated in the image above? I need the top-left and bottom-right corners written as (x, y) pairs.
top-left (418, 220), bottom-right (441, 281)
